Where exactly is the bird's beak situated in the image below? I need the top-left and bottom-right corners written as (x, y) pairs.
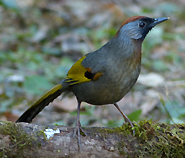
top-left (150, 17), bottom-right (169, 27)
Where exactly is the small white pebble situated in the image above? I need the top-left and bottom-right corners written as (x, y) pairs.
top-left (44, 129), bottom-right (60, 139)
top-left (110, 146), bottom-right (114, 151)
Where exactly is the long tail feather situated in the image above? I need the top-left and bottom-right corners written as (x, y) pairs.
top-left (16, 83), bottom-right (65, 123)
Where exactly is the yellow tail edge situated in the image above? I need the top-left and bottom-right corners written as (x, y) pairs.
top-left (29, 84), bottom-right (62, 109)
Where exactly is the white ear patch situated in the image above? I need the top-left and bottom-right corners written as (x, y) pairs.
top-left (128, 30), bottom-right (142, 39)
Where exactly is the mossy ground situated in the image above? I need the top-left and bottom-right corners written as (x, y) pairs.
top-left (118, 120), bottom-right (185, 157)
top-left (0, 120), bottom-right (185, 157)
top-left (0, 121), bottom-right (45, 157)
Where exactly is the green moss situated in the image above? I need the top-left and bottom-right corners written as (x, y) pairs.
top-left (117, 120), bottom-right (185, 157)
top-left (0, 121), bottom-right (44, 157)
top-left (36, 129), bottom-right (47, 141)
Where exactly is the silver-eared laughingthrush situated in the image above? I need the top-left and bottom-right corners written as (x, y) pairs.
top-left (16, 16), bottom-right (169, 147)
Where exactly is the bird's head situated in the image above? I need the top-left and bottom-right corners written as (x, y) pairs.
top-left (116, 16), bottom-right (169, 41)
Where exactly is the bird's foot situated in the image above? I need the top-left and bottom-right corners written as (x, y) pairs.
top-left (73, 122), bottom-right (87, 151)
top-left (124, 118), bottom-right (135, 135)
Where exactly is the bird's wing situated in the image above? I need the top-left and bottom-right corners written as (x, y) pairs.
top-left (65, 56), bottom-right (103, 85)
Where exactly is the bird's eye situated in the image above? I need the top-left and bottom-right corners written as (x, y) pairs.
top-left (139, 21), bottom-right (146, 28)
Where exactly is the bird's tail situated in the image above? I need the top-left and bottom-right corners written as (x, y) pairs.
top-left (16, 82), bottom-right (67, 123)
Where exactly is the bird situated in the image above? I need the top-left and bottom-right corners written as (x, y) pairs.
top-left (16, 16), bottom-right (168, 148)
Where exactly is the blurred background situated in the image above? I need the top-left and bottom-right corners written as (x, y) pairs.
top-left (0, 0), bottom-right (185, 127)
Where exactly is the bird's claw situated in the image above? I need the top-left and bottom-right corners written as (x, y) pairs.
top-left (73, 122), bottom-right (87, 151)
top-left (124, 119), bottom-right (135, 135)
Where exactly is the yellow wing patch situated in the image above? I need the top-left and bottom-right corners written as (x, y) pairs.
top-left (65, 56), bottom-right (91, 85)
top-left (65, 56), bottom-right (103, 85)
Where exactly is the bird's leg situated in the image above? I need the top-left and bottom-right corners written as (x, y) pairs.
top-left (114, 103), bottom-right (135, 134)
top-left (73, 101), bottom-right (87, 150)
